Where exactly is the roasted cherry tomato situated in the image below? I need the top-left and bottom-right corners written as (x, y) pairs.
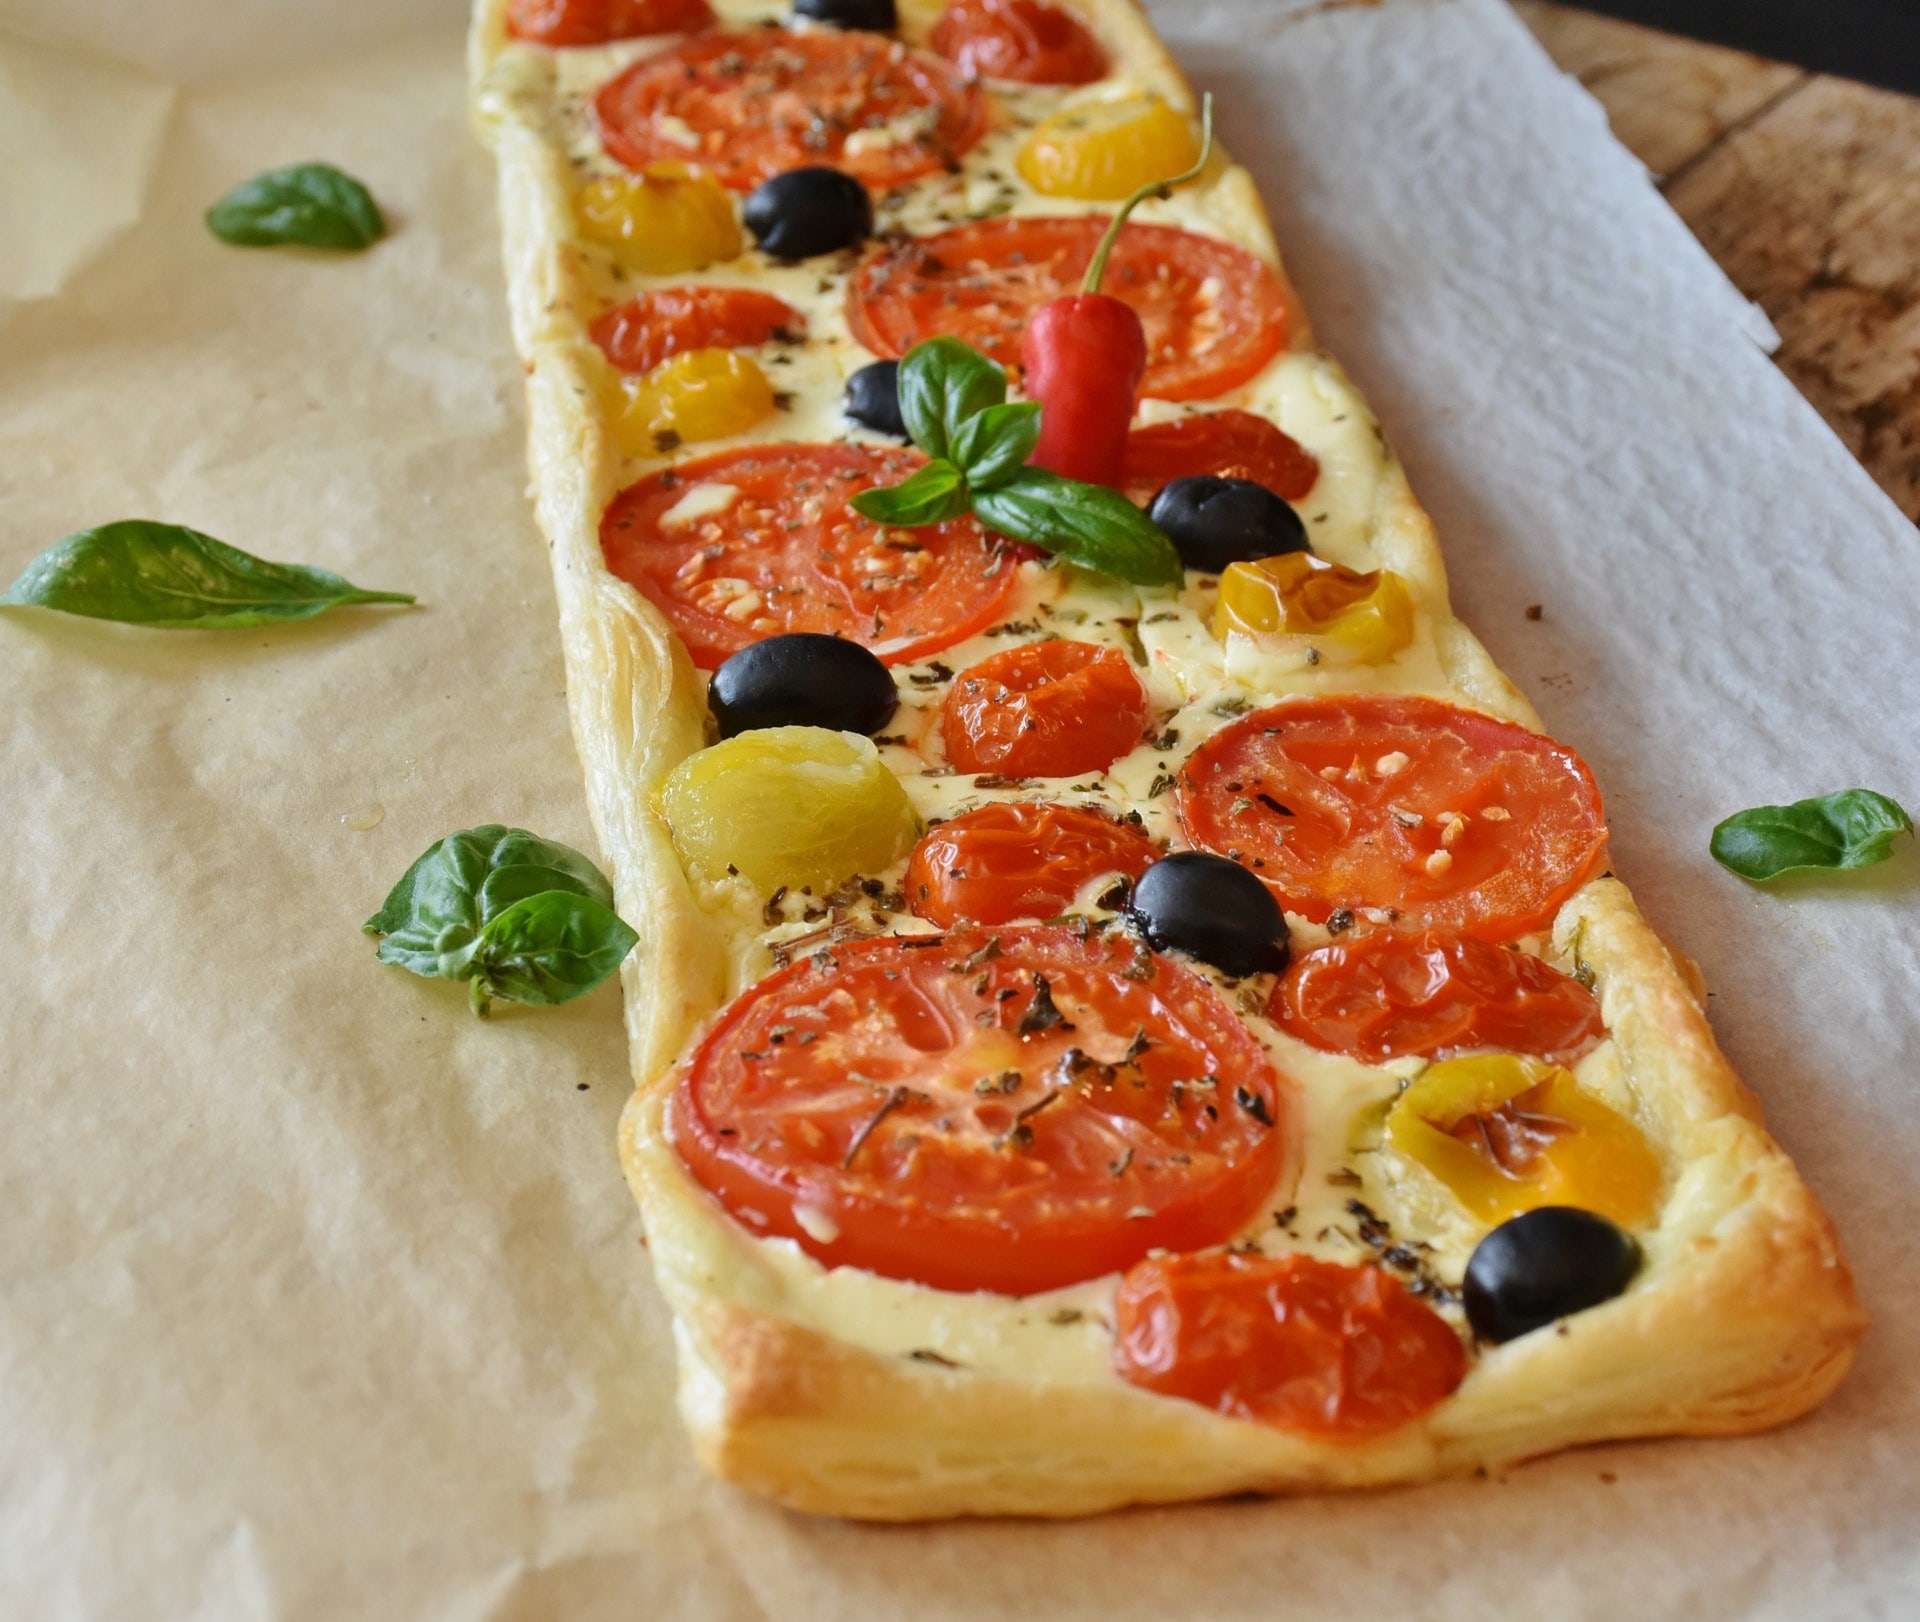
top-left (507, 0), bottom-right (713, 46)
top-left (657, 725), bottom-right (919, 894)
top-left (593, 28), bottom-right (987, 191)
top-left (669, 924), bottom-right (1288, 1295)
top-left (575, 165), bottom-right (741, 274)
top-left (930, 0), bottom-right (1107, 84)
top-left (1214, 553), bottom-right (1415, 665)
top-left (849, 217), bottom-right (1289, 402)
top-left (1382, 1054), bottom-right (1662, 1229)
top-left (1112, 1252), bottom-right (1468, 1439)
top-left (1274, 929), bottom-right (1604, 1067)
top-left (904, 801), bottom-right (1159, 927)
top-left (592, 286), bottom-right (802, 375)
top-left (1178, 695), bottom-right (1608, 939)
top-left (941, 640), bottom-right (1149, 778)
top-left (600, 443), bottom-right (1020, 669)
top-left (1122, 410), bottom-right (1320, 506)
top-left (1017, 94), bottom-right (1199, 200)
top-left (607, 347), bottom-right (776, 453)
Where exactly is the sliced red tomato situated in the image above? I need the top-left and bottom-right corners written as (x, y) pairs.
top-left (507, 0), bottom-right (713, 45)
top-left (591, 287), bottom-right (804, 375)
top-left (593, 28), bottom-right (988, 192)
top-left (1274, 930), bottom-right (1605, 1066)
top-left (600, 443), bottom-right (1019, 669)
top-left (905, 802), bottom-right (1160, 927)
top-left (1113, 1252), bottom-right (1468, 1439)
top-left (941, 640), bottom-right (1149, 778)
top-left (849, 217), bottom-right (1289, 402)
top-left (1122, 410), bottom-right (1320, 506)
top-left (930, 0), bottom-right (1107, 85)
top-left (669, 925), bottom-right (1288, 1296)
top-left (1177, 695), bottom-right (1608, 939)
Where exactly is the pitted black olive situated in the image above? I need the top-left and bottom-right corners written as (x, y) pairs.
top-left (843, 360), bottom-right (908, 441)
top-left (1463, 1206), bottom-right (1642, 1344)
top-left (793, 0), bottom-right (897, 29)
top-left (1126, 852), bottom-right (1289, 978)
top-left (743, 167), bottom-right (873, 260)
top-left (1147, 476), bottom-right (1309, 574)
top-left (709, 633), bottom-right (899, 738)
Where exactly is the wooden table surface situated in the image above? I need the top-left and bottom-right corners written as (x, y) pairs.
top-left (1516, 1), bottom-right (1920, 524)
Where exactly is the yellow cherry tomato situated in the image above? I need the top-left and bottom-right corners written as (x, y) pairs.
top-left (609, 347), bottom-right (776, 454)
top-left (576, 164), bottom-right (741, 274)
top-left (1213, 552), bottom-right (1416, 664)
top-left (1382, 1053), bottom-right (1662, 1228)
top-left (657, 727), bottom-right (921, 896)
top-left (1016, 95), bottom-right (1202, 201)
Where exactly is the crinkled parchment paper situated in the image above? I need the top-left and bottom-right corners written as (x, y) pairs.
top-left (2, 0), bottom-right (1916, 1616)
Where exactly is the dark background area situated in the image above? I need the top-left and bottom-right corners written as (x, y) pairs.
top-left (1575, 0), bottom-right (1920, 94)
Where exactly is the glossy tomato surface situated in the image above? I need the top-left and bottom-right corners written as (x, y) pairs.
top-left (905, 801), bottom-right (1160, 927)
top-left (507, 0), bottom-right (713, 46)
top-left (1113, 1252), bottom-right (1467, 1437)
top-left (849, 217), bottom-right (1289, 401)
top-left (1122, 410), bottom-right (1320, 507)
top-left (669, 925), bottom-right (1289, 1296)
top-left (930, 0), bottom-right (1108, 85)
top-left (594, 29), bottom-right (987, 190)
top-left (1178, 695), bottom-right (1608, 939)
top-left (601, 444), bottom-right (1020, 669)
top-left (1275, 930), bottom-right (1605, 1066)
top-left (592, 287), bottom-right (803, 375)
top-left (941, 640), bottom-right (1149, 778)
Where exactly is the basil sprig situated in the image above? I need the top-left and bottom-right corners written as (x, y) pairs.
top-left (850, 338), bottom-right (1182, 588)
top-left (206, 163), bottom-right (386, 251)
top-left (1, 521), bottom-right (414, 629)
top-left (365, 826), bottom-right (638, 1017)
top-left (1710, 789), bottom-right (1913, 881)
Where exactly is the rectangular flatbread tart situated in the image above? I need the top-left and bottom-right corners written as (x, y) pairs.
top-left (468, 0), bottom-right (1864, 1518)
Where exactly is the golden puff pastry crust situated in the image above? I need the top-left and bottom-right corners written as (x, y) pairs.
top-left (468, 0), bottom-right (1863, 1520)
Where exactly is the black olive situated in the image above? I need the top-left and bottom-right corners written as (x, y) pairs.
top-left (1147, 476), bottom-right (1308, 574)
top-left (1126, 852), bottom-right (1289, 978)
top-left (793, 0), bottom-right (897, 29)
top-left (743, 167), bottom-right (873, 260)
top-left (843, 360), bottom-right (908, 441)
top-left (709, 633), bottom-right (899, 739)
top-left (1463, 1206), bottom-right (1642, 1344)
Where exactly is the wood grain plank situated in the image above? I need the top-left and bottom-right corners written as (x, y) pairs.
top-left (1517, 2), bottom-right (1920, 521)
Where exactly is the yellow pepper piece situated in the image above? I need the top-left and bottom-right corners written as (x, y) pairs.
top-left (1016, 95), bottom-right (1203, 201)
top-left (609, 347), bottom-right (776, 455)
top-left (658, 727), bottom-right (921, 896)
top-left (576, 164), bottom-right (741, 274)
top-left (1383, 1054), bottom-right (1662, 1228)
top-left (1214, 552), bottom-right (1415, 665)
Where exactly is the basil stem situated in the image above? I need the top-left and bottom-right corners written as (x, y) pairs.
top-left (1710, 789), bottom-right (1913, 881)
top-left (206, 162), bottom-right (386, 251)
top-left (1, 521), bottom-right (414, 629)
top-left (365, 826), bottom-right (637, 1017)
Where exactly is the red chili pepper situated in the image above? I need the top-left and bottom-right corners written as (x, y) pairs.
top-left (1022, 95), bottom-right (1215, 489)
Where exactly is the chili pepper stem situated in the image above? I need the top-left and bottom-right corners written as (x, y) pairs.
top-left (1080, 93), bottom-right (1216, 295)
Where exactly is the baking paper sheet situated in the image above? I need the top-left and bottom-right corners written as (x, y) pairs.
top-left (3, 0), bottom-right (1917, 1616)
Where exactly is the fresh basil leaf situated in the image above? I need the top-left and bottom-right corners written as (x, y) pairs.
top-left (896, 337), bottom-right (1007, 461)
top-left (206, 162), bottom-right (386, 250)
top-left (1710, 789), bottom-right (1913, 881)
top-left (973, 468), bottom-right (1184, 588)
top-left (848, 459), bottom-right (972, 527)
top-left (464, 891), bottom-right (639, 1017)
top-left (365, 825), bottom-right (635, 1016)
top-left (1, 521), bottom-right (415, 629)
top-left (948, 401), bottom-right (1042, 491)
